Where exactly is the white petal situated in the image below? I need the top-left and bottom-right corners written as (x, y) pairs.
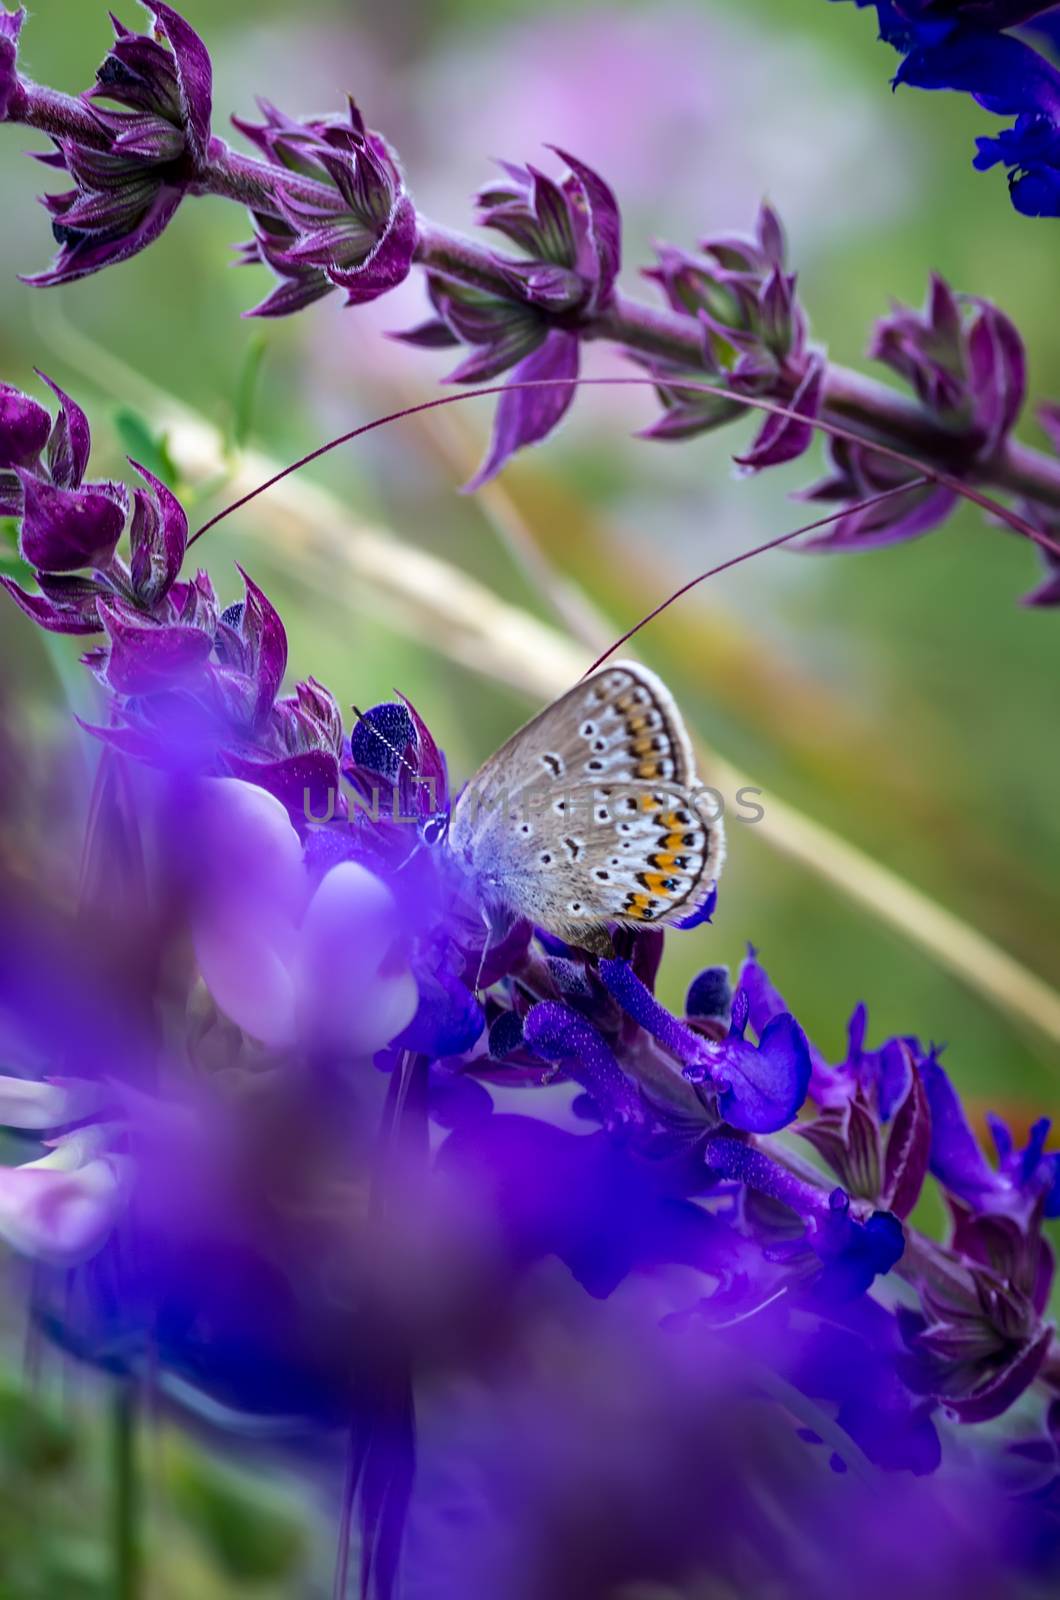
top-left (0, 1158), bottom-right (125, 1266)
top-left (296, 862), bottom-right (418, 1053)
top-left (193, 777), bottom-right (308, 924)
top-left (193, 907), bottom-right (297, 1048)
top-left (0, 1074), bottom-right (101, 1130)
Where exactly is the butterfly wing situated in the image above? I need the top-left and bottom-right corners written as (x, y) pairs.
top-left (449, 661), bottom-right (724, 949)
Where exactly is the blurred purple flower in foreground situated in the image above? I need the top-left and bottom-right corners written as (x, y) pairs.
top-left (1, 368), bottom-right (1058, 1595)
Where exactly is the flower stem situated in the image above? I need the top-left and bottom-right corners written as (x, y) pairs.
top-left (8, 86), bottom-right (1060, 514)
top-left (110, 1382), bottom-right (141, 1600)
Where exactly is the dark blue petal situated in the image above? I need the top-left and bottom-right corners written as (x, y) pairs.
top-left (598, 957), bottom-right (708, 1065)
top-left (487, 1010), bottom-right (524, 1059)
top-left (351, 702), bottom-right (414, 780)
top-left (811, 1189), bottom-right (905, 1303)
top-left (713, 1012), bottom-right (812, 1134)
top-left (685, 965), bottom-right (732, 1022)
top-left (671, 882), bottom-right (718, 930)
top-left (395, 969), bottom-right (484, 1058)
top-left (522, 1001), bottom-right (642, 1126)
top-left (919, 1051), bottom-right (1003, 1205)
top-left (896, 32), bottom-right (1060, 118)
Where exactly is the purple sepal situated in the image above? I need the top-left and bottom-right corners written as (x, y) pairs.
top-left (222, 750), bottom-right (345, 824)
top-left (522, 1002), bottom-right (642, 1127)
top-left (126, 459), bottom-right (187, 602)
top-left (37, 372), bottom-right (91, 487)
top-left (98, 595), bottom-right (212, 693)
top-left (946, 1324), bottom-right (1054, 1425)
top-left (0, 6), bottom-right (23, 122)
top-left (0, 380), bottom-right (50, 468)
top-left (17, 469), bottom-right (127, 572)
top-left (967, 300), bottom-right (1027, 456)
top-left (0, 572), bottom-right (106, 634)
top-left (142, 2), bottom-right (212, 160)
top-left (388, 316), bottom-right (459, 351)
top-left (22, 185), bottom-right (183, 288)
top-left (735, 359), bottom-right (824, 471)
top-left (464, 329), bottom-right (579, 490)
top-left (235, 566), bottom-right (288, 722)
top-left (881, 1057), bottom-right (932, 1219)
top-left (399, 693), bottom-right (449, 801)
top-left (328, 193), bottom-right (416, 305)
top-left (244, 272), bottom-right (334, 320)
top-left (548, 146), bottom-right (621, 312)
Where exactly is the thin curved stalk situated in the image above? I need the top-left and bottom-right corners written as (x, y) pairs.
top-left (168, 405), bottom-right (1060, 1050)
top-left (25, 306), bottom-right (1060, 1048)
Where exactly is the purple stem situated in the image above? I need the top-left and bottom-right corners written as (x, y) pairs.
top-left (7, 82), bottom-right (1060, 516)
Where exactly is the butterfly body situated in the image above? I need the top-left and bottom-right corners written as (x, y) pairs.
top-left (449, 662), bottom-right (724, 954)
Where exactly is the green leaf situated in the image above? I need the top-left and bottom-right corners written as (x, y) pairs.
top-left (112, 406), bottom-right (179, 489)
top-left (231, 334), bottom-right (268, 449)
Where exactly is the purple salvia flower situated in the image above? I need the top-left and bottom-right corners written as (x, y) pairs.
top-left (234, 99), bottom-right (416, 316)
top-left (704, 986), bottom-right (812, 1134)
top-left (475, 147), bottom-right (621, 315)
top-left (835, 2), bottom-right (1060, 215)
top-left (920, 1050), bottom-right (1059, 1222)
top-left (870, 275), bottom-right (1027, 457)
top-left (21, 2), bottom-right (212, 287)
top-left (599, 959), bottom-right (811, 1134)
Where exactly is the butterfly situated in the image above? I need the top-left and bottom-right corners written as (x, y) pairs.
top-left (448, 661), bottom-right (724, 956)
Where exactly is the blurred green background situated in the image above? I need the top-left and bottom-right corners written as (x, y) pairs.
top-left (0, 0), bottom-right (1057, 1585)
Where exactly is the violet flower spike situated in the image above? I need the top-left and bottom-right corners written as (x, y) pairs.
top-left (19, 2), bottom-right (214, 287)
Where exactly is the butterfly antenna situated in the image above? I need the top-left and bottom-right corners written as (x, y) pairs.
top-left (186, 378), bottom-right (1055, 556)
top-left (350, 705), bottom-right (420, 781)
top-left (472, 909), bottom-right (494, 997)
top-left (580, 477), bottom-right (930, 677)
